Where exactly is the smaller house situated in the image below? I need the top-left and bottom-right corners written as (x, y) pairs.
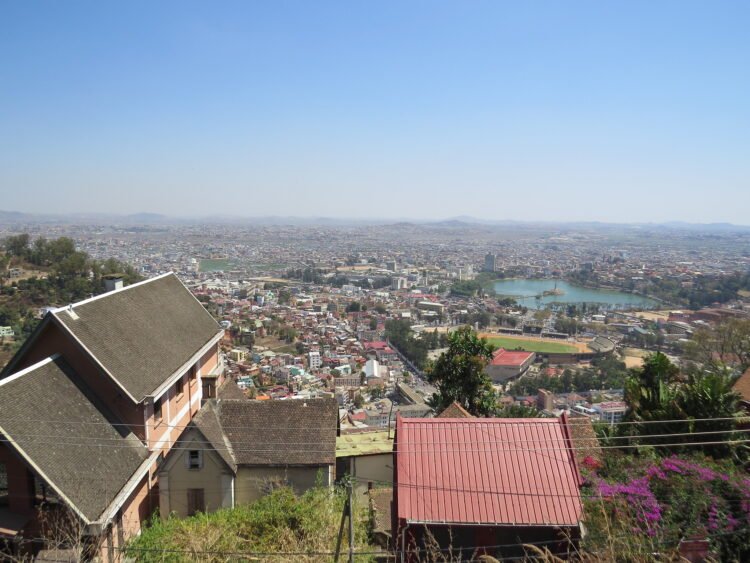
top-left (159, 396), bottom-right (338, 518)
top-left (393, 415), bottom-right (583, 560)
top-left (336, 429), bottom-right (394, 493)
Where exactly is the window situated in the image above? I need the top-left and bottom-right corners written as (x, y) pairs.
top-left (176, 376), bottom-right (184, 397)
top-left (186, 450), bottom-right (202, 470)
top-left (203, 380), bottom-right (216, 399)
top-left (154, 398), bottom-right (162, 421)
top-left (189, 365), bottom-right (197, 382)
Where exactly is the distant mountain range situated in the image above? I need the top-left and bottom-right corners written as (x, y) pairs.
top-left (1, 210), bottom-right (748, 232)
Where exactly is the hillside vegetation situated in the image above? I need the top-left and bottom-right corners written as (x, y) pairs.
top-left (125, 486), bottom-right (377, 562)
top-left (0, 234), bottom-right (141, 368)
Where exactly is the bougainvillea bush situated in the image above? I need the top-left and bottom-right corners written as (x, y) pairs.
top-left (581, 454), bottom-right (750, 562)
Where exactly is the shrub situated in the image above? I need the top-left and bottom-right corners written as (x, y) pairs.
top-left (582, 455), bottom-right (750, 561)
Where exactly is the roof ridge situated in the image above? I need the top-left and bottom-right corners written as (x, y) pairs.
top-left (52, 272), bottom-right (174, 312)
top-left (0, 354), bottom-right (60, 387)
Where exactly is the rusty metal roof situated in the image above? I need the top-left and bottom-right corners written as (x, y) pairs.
top-left (395, 417), bottom-right (583, 526)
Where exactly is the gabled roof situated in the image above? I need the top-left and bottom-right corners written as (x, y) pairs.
top-left (395, 417), bottom-right (583, 527)
top-left (216, 378), bottom-right (247, 401)
top-left (190, 401), bottom-right (237, 473)
top-left (436, 401), bottom-right (474, 419)
top-left (51, 273), bottom-right (222, 401)
top-left (219, 398), bottom-right (338, 466)
top-left (0, 356), bottom-right (149, 523)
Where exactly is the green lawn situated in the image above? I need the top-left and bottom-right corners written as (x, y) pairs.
top-left (199, 258), bottom-right (232, 272)
top-left (485, 336), bottom-right (578, 354)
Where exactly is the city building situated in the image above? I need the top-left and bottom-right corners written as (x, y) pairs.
top-left (308, 351), bottom-right (322, 370)
top-left (485, 348), bottom-right (536, 383)
top-left (593, 401), bottom-right (628, 424)
top-left (483, 253), bottom-right (496, 272)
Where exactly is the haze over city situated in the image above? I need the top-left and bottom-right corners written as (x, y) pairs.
top-left (2, 1), bottom-right (749, 223)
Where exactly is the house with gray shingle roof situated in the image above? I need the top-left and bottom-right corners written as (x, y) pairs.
top-left (0, 356), bottom-right (152, 558)
top-left (0, 273), bottom-right (224, 558)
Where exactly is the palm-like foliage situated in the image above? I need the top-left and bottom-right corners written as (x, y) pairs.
top-left (623, 353), bottom-right (744, 457)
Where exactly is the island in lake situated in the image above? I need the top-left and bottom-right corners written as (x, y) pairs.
top-left (493, 279), bottom-right (658, 310)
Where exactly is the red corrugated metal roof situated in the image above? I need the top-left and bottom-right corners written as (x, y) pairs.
top-left (395, 417), bottom-right (582, 526)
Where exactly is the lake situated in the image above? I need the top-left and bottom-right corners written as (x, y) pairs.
top-left (493, 279), bottom-right (659, 310)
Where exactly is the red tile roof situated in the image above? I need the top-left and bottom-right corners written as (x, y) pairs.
top-left (395, 417), bottom-right (582, 526)
top-left (490, 348), bottom-right (534, 367)
top-left (436, 401), bottom-right (474, 419)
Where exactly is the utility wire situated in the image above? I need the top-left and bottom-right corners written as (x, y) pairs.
top-left (1, 435), bottom-right (748, 454)
top-left (1, 424), bottom-right (746, 448)
top-left (0, 414), bottom-right (745, 432)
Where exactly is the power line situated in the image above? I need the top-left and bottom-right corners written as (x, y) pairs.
top-left (1, 423), bottom-right (746, 449)
top-left (1, 434), bottom-right (748, 455)
top-left (0, 413), bottom-right (745, 432)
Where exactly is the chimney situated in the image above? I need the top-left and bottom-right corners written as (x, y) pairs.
top-left (104, 277), bottom-right (124, 292)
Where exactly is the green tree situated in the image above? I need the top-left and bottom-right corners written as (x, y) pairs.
top-left (685, 318), bottom-right (750, 373)
top-left (623, 353), bottom-right (743, 456)
top-left (346, 301), bottom-right (361, 313)
top-left (353, 393), bottom-right (364, 409)
top-left (3, 234), bottom-right (30, 258)
top-left (623, 352), bottom-right (682, 437)
top-left (678, 369), bottom-right (743, 457)
top-left (427, 326), bottom-right (496, 416)
top-left (495, 404), bottom-right (545, 418)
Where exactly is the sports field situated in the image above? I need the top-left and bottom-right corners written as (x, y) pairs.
top-left (200, 258), bottom-right (232, 272)
top-left (483, 335), bottom-right (578, 354)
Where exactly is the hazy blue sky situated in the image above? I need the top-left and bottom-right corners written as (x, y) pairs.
top-left (1, 1), bottom-right (749, 223)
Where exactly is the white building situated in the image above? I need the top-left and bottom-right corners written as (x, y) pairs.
top-left (308, 351), bottom-right (322, 370)
top-left (391, 277), bottom-right (408, 290)
top-left (593, 401), bottom-right (627, 425)
top-left (365, 359), bottom-right (380, 379)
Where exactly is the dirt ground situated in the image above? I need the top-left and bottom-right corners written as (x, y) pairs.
top-left (631, 310), bottom-right (673, 322)
top-left (621, 347), bottom-right (649, 368)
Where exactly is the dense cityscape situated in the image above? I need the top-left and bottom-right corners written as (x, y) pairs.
top-left (1, 215), bottom-right (750, 560)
